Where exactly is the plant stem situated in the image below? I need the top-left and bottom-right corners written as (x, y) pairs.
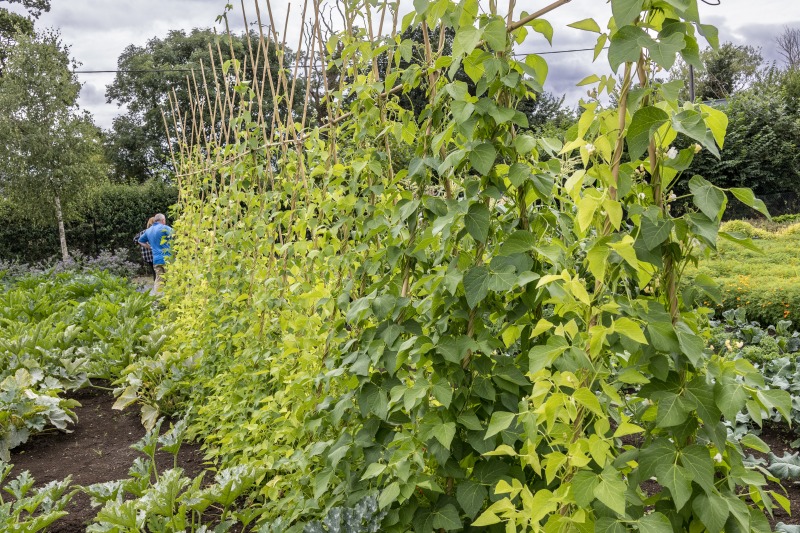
top-left (507, 0), bottom-right (572, 31)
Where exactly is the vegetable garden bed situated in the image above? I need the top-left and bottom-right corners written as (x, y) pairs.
top-left (9, 384), bottom-right (205, 532)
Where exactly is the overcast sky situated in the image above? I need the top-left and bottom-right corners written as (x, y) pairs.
top-left (19, 0), bottom-right (800, 129)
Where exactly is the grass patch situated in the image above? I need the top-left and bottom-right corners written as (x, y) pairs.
top-left (692, 221), bottom-right (800, 325)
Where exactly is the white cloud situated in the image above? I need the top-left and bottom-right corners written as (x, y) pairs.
top-left (23, 0), bottom-right (800, 128)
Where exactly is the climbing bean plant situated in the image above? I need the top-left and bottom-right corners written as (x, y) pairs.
top-left (140, 0), bottom-right (788, 531)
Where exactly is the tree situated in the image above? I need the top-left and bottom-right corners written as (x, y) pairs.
top-left (2, 0), bottom-right (47, 16)
top-left (516, 91), bottom-right (574, 134)
top-left (777, 26), bottom-right (800, 70)
top-left (105, 29), bottom-right (301, 182)
top-left (0, 30), bottom-right (106, 261)
top-left (0, 0), bottom-right (48, 44)
top-left (0, 0), bottom-right (50, 72)
top-left (670, 42), bottom-right (763, 100)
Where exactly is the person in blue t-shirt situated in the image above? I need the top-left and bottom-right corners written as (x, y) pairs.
top-left (137, 213), bottom-right (173, 294)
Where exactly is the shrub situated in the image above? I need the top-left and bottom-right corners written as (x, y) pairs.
top-left (773, 213), bottom-right (800, 224)
top-left (779, 222), bottom-right (800, 236)
top-left (0, 181), bottom-right (178, 265)
top-left (719, 219), bottom-right (773, 239)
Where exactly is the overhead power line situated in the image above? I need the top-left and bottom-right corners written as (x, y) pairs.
top-left (72, 46), bottom-right (608, 75)
top-left (518, 46), bottom-right (603, 56)
top-left (74, 69), bottom-right (195, 74)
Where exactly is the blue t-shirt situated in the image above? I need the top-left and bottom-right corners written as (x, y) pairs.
top-left (138, 223), bottom-right (173, 265)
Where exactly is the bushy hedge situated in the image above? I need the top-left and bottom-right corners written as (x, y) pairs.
top-left (672, 71), bottom-right (800, 218)
top-left (691, 221), bottom-right (800, 325)
top-left (0, 181), bottom-right (177, 265)
top-left (773, 213), bottom-right (800, 224)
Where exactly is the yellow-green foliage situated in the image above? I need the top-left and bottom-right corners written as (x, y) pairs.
top-left (693, 229), bottom-right (800, 324)
top-left (778, 222), bottom-right (800, 236)
top-left (113, 3), bottom-right (785, 531)
top-left (719, 219), bottom-right (772, 239)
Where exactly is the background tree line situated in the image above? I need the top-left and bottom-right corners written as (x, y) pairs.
top-left (666, 34), bottom-right (800, 217)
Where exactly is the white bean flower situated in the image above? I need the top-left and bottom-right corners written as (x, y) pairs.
top-left (585, 143), bottom-right (596, 155)
top-left (693, 143), bottom-right (702, 154)
top-left (667, 146), bottom-right (679, 159)
top-left (638, 192), bottom-right (646, 200)
top-left (667, 192), bottom-right (677, 202)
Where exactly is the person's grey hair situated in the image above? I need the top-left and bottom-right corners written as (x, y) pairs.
top-left (154, 213), bottom-right (166, 224)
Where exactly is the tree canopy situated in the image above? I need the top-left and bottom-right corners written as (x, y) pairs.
top-left (670, 42), bottom-right (763, 101)
top-left (0, 0), bottom-right (50, 71)
top-left (105, 28), bottom-right (303, 182)
top-left (0, 0), bottom-right (48, 42)
top-left (0, 29), bottom-right (106, 260)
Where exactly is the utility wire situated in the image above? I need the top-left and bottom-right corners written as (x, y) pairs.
top-left (516, 46), bottom-right (605, 56)
top-left (73, 46), bottom-right (608, 75)
top-left (74, 69), bottom-right (195, 74)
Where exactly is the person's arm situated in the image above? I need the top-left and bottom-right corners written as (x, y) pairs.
top-left (137, 232), bottom-right (151, 248)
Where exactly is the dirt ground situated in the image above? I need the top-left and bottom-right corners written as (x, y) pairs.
top-left (757, 423), bottom-right (800, 528)
top-left (9, 384), bottom-right (205, 532)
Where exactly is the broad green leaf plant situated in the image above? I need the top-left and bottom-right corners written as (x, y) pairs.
top-left (142, 0), bottom-right (789, 531)
top-left (0, 272), bottom-right (156, 460)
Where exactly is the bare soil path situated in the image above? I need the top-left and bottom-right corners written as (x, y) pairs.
top-left (10, 384), bottom-right (204, 532)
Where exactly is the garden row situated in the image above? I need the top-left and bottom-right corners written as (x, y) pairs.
top-left (0, 270), bottom-right (270, 531)
top-left (5, 264), bottom-right (800, 531)
top-left (107, 1), bottom-right (800, 531)
top-left (0, 271), bottom-right (155, 461)
top-left (689, 219), bottom-right (800, 325)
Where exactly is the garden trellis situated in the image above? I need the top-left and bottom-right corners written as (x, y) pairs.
top-left (138, 0), bottom-right (790, 530)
